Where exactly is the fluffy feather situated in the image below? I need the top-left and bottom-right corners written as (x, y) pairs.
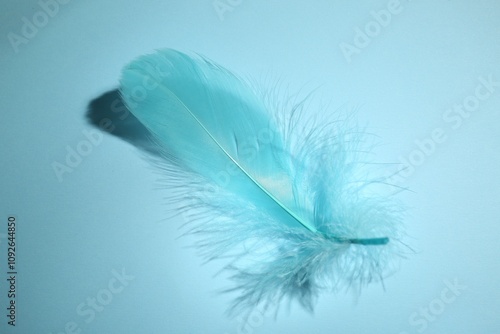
top-left (119, 49), bottom-right (404, 315)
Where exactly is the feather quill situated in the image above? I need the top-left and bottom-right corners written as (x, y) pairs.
top-left (119, 49), bottom-right (404, 315)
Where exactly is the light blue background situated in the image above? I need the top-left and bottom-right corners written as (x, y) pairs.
top-left (1, 0), bottom-right (499, 333)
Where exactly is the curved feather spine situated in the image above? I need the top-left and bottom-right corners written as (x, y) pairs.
top-left (150, 84), bottom-right (319, 234)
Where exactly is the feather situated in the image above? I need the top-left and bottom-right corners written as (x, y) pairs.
top-left (119, 49), bottom-right (404, 315)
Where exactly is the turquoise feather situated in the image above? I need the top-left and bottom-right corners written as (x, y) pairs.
top-left (119, 49), bottom-right (404, 314)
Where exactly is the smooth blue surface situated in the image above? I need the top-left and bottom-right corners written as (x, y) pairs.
top-left (1, 0), bottom-right (500, 333)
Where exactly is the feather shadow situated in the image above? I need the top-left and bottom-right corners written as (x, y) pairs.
top-left (85, 89), bottom-right (159, 155)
